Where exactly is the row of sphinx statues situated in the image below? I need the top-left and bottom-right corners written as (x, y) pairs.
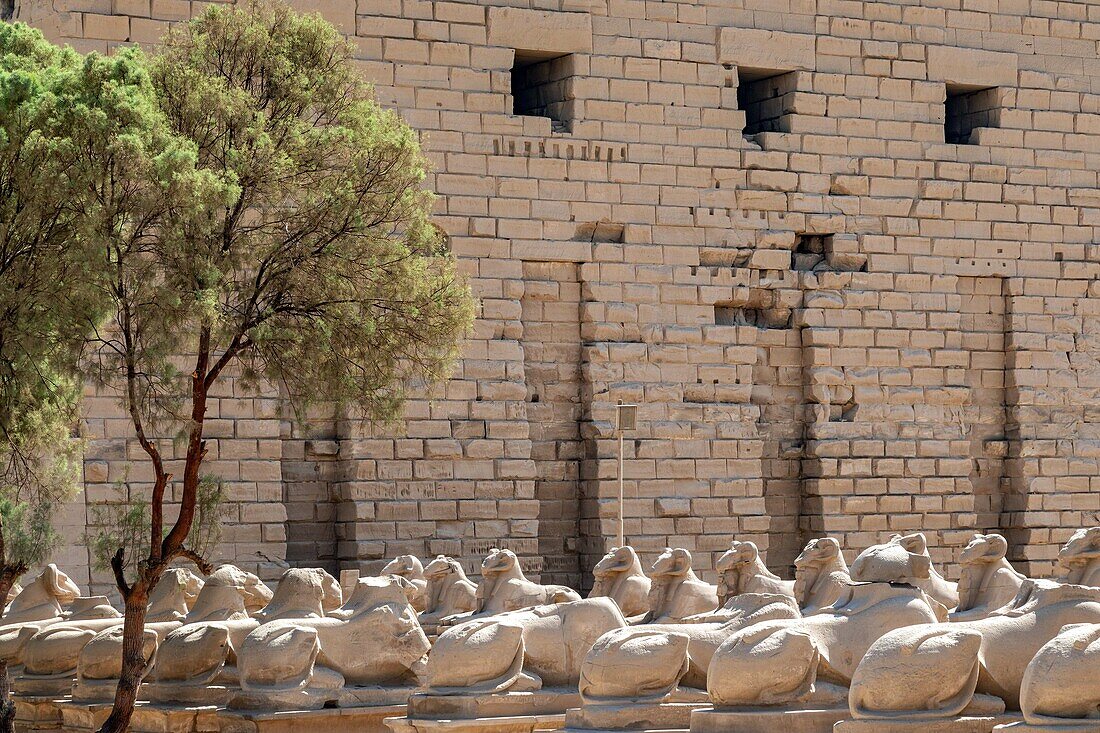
top-left (5, 529), bottom-right (1100, 730)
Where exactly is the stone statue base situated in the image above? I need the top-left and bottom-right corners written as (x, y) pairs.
top-left (838, 715), bottom-right (1022, 733)
top-left (563, 701), bottom-right (707, 732)
top-left (141, 681), bottom-right (238, 707)
top-left (59, 700), bottom-right (220, 732)
top-left (229, 683), bottom-right (415, 712)
top-left (13, 694), bottom-right (65, 731)
top-left (387, 689), bottom-right (581, 733)
top-left (13, 674), bottom-right (77, 697)
top-left (996, 724), bottom-right (1100, 733)
top-left (840, 713), bottom-right (1020, 730)
top-left (689, 706), bottom-right (848, 733)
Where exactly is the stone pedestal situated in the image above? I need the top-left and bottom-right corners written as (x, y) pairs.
top-left (563, 701), bottom-right (707, 732)
top-left (141, 681), bottom-right (237, 707)
top-left (218, 705), bottom-right (409, 733)
top-left (59, 700), bottom-right (221, 733)
top-left (689, 706), bottom-right (848, 733)
top-left (387, 689), bottom-right (580, 733)
top-left (229, 683), bottom-right (414, 712)
top-left (996, 723), bottom-right (1100, 733)
top-left (838, 714), bottom-right (1022, 733)
top-left (13, 695), bottom-right (65, 731)
top-left (13, 673), bottom-right (76, 697)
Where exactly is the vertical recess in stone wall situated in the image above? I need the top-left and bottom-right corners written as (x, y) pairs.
top-left (282, 422), bottom-right (339, 573)
top-left (521, 261), bottom-right (584, 587)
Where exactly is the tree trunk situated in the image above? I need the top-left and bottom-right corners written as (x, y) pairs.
top-left (0, 575), bottom-right (15, 733)
top-left (98, 582), bottom-right (150, 733)
top-left (0, 661), bottom-right (14, 733)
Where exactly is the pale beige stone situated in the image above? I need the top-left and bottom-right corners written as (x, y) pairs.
top-left (851, 533), bottom-right (959, 610)
top-left (792, 537), bottom-right (852, 613)
top-left (231, 575), bottom-right (430, 710)
top-left (713, 540), bottom-right (794, 605)
top-left (442, 549), bottom-right (580, 627)
top-left (423, 596), bottom-right (625, 694)
top-left (718, 27), bottom-right (816, 71)
top-left (1055, 527), bottom-right (1100, 586)
top-left (642, 548), bottom-right (719, 624)
top-left (706, 582), bottom-right (942, 708)
top-left (926, 46), bottom-right (1018, 89)
top-left (486, 7), bottom-right (592, 55)
top-left (951, 534), bottom-right (1027, 622)
top-left (419, 556), bottom-right (479, 635)
top-left (382, 555), bottom-right (430, 613)
top-left (587, 546), bottom-right (652, 619)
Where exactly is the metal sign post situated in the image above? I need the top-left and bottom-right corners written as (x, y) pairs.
top-left (615, 401), bottom-right (637, 548)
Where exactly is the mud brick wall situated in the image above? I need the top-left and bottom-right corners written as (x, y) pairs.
top-left (13, 0), bottom-right (1100, 593)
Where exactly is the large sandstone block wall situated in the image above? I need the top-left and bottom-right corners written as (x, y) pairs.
top-left (13, 0), bottom-right (1100, 593)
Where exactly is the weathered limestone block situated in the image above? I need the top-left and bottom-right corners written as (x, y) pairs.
top-left (587, 546), bottom-right (651, 619)
top-left (718, 27), bottom-right (816, 71)
top-left (926, 46), bottom-right (1018, 89)
top-left (486, 7), bottom-right (592, 55)
top-left (1013, 623), bottom-right (1100, 730)
top-left (641, 548), bottom-right (719, 624)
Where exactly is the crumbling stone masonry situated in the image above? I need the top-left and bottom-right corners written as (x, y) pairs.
top-left (16, 0), bottom-right (1100, 593)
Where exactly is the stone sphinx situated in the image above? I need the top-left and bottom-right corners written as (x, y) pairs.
top-left (693, 547), bottom-right (946, 733)
top-left (792, 537), bottom-right (852, 613)
top-left (1055, 526), bottom-right (1100, 587)
top-left (2, 564), bottom-right (82, 627)
top-left (382, 555), bottom-right (429, 613)
top-left (565, 537), bottom-right (849, 733)
top-left (841, 578), bottom-right (1100, 730)
top-left (418, 555), bottom-right (478, 636)
top-left (441, 548), bottom-right (580, 627)
top-left (15, 568), bottom-right (203, 696)
top-left (588, 546), bottom-right (651, 619)
top-left (72, 565), bottom-right (270, 701)
top-left (0, 565), bottom-right (106, 667)
top-left (567, 592), bottom-right (802, 732)
top-left (143, 567), bottom-right (336, 705)
top-left (850, 531), bottom-right (959, 610)
top-left (951, 533), bottom-right (1027, 621)
top-left (396, 596), bottom-right (628, 731)
top-left (641, 548), bottom-right (718, 623)
top-left (1013, 623), bottom-right (1100, 730)
top-left (230, 575), bottom-right (431, 710)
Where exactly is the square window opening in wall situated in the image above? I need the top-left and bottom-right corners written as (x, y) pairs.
top-left (944, 84), bottom-right (1001, 145)
top-left (737, 68), bottom-right (799, 138)
top-left (511, 51), bottom-right (577, 134)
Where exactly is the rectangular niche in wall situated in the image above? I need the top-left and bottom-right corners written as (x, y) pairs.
top-left (512, 52), bottom-right (577, 133)
top-left (944, 85), bottom-right (1001, 144)
top-left (738, 68), bottom-right (799, 138)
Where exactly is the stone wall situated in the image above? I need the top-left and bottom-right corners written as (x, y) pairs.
top-left (15, 0), bottom-right (1100, 594)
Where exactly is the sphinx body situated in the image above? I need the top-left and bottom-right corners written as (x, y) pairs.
top-left (950, 533), bottom-right (1026, 621)
top-left (143, 567), bottom-right (337, 705)
top-left (231, 575), bottom-right (431, 710)
top-left (588, 546), bottom-right (651, 619)
top-left (705, 581), bottom-right (942, 709)
top-left (641, 548), bottom-right (719, 624)
top-left (382, 555), bottom-right (429, 613)
top-left (441, 548), bottom-right (580, 627)
top-left (578, 593), bottom-right (800, 703)
top-left (72, 565), bottom-right (271, 701)
top-left (423, 597), bottom-right (626, 695)
top-left (16, 568), bottom-right (203, 696)
top-left (845, 579), bottom-right (1100, 722)
top-left (418, 556), bottom-right (478, 636)
top-left (0, 565), bottom-right (98, 667)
